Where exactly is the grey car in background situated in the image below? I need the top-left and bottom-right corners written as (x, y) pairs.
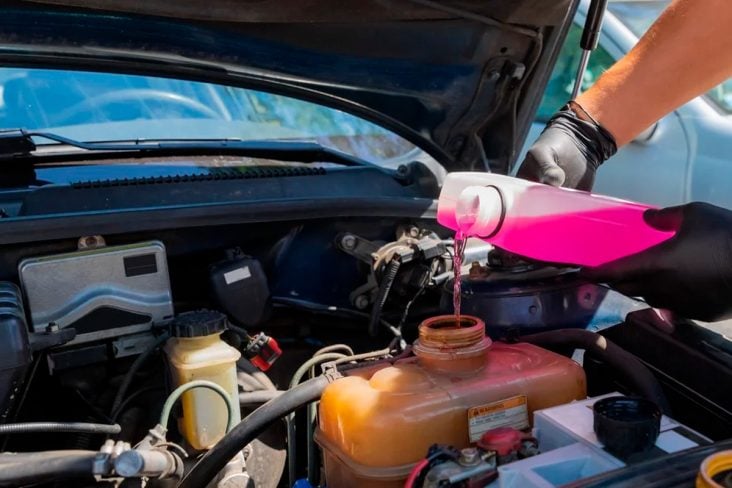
top-left (520, 0), bottom-right (732, 208)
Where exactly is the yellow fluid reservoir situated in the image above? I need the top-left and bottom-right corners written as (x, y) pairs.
top-left (164, 310), bottom-right (242, 450)
top-left (317, 315), bottom-right (586, 487)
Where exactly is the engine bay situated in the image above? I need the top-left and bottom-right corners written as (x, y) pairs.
top-left (0, 219), bottom-right (730, 488)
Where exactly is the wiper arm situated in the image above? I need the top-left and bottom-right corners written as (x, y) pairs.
top-left (0, 129), bottom-right (386, 171)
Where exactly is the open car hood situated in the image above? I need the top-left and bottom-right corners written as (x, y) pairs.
top-left (2, 0), bottom-right (578, 173)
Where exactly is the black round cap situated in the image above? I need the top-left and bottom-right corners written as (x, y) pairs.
top-left (593, 396), bottom-right (661, 460)
top-left (172, 310), bottom-right (227, 338)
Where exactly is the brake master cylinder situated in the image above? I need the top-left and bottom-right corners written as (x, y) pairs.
top-left (316, 315), bottom-right (586, 487)
top-left (165, 310), bottom-right (242, 450)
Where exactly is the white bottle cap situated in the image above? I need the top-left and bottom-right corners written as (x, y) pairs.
top-left (455, 185), bottom-right (504, 237)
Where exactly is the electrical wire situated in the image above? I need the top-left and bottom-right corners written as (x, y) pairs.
top-left (110, 333), bottom-right (169, 415)
top-left (238, 358), bottom-right (278, 392)
top-left (289, 353), bottom-right (348, 390)
top-left (110, 386), bottom-right (164, 422)
top-left (368, 256), bottom-right (402, 337)
top-left (313, 344), bottom-right (354, 356)
top-left (159, 380), bottom-right (237, 433)
top-left (405, 457), bottom-right (431, 488)
top-left (0, 422), bottom-right (121, 436)
top-left (272, 296), bottom-right (402, 339)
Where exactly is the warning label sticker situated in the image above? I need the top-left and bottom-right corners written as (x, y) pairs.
top-left (468, 395), bottom-right (529, 442)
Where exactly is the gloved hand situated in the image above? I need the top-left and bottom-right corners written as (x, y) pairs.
top-left (517, 102), bottom-right (617, 191)
top-left (581, 202), bottom-right (732, 322)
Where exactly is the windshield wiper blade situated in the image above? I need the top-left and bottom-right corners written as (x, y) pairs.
top-left (0, 129), bottom-right (386, 171)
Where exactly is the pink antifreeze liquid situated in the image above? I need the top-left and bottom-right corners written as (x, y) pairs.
top-left (437, 173), bottom-right (677, 267)
top-left (452, 231), bottom-right (467, 320)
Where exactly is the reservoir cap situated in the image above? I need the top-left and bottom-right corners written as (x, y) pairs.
top-left (456, 186), bottom-right (504, 237)
top-left (172, 309), bottom-right (227, 337)
top-left (593, 396), bottom-right (661, 460)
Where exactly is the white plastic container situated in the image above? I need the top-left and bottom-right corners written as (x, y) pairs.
top-left (437, 172), bottom-right (675, 267)
top-left (164, 311), bottom-right (241, 450)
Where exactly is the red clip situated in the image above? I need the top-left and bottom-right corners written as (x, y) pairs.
top-left (246, 333), bottom-right (282, 372)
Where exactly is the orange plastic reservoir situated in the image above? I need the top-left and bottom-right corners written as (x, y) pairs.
top-left (317, 315), bottom-right (586, 487)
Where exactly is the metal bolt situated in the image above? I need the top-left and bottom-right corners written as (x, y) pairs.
top-left (354, 295), bottom-right (370, 310)
top-left (528, 305), bottom-right (538, 315)
top-left (341, 234), bottom-right (357, 250)
top-left (408, 227), bottom-right (420, 238)
top-left (46, 322), bottom-right (59, 333)
top-left (459, 447), bottom-right (480, 466)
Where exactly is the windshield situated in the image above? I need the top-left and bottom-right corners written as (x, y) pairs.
top-left (0, 67), bottom-right (418, 164)
top-left (608, 0), bottom-right (732, 113)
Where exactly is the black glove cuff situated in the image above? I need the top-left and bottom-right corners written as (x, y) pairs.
top-left (547, 103), bottom-right (618, 168)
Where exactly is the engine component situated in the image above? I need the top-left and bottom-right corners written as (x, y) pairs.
top-left (222, 328), bottom-right (283, 372)
top-left (316, 315), bottom-right (586, 487)
top-left (416, 445), bottom-right (497, 488)
top-left (0, 282), bottom-right (30, 422)
top-left (441, 257), bottom-right (638, 339)
top-left (697, 450), bottom-right (732, 488)
top-left (336, 226), bottom-right (447, 320)
top-left (592, 396), bottom-right (661, 460)
top-left (244, 332), bottom-right (282, 372)
top-left (179, 374), bottom-right (340, 488)
top-left (164, 310), bottom-right (242, 450)
top-left (497, 394), bottom-right (710, 488)
top-left (18, 240), bottom-right (173, 344)
top-left (210, 252), bottom-right (271, 327)
top-left (93, 434), bottom-right (185, 481)
top-left (477, 427), bottom-right (538, 465)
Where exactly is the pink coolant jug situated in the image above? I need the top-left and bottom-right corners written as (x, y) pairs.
top-left (437, 172), bottom-right (676, 267)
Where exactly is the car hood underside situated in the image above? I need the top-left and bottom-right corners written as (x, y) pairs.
top-left (3, 0), bottom-right (577, 172)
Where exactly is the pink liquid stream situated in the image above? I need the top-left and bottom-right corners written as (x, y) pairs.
top-left (453, 230), bottom-right (467, 322)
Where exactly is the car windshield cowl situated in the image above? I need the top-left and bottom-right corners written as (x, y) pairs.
top-left (0, 129), bottom-right (397, 172)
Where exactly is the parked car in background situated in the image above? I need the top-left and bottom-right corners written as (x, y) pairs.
top-left (520, 0), bottom-right (732, 208)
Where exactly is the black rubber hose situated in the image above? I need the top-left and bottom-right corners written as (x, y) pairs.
top-left (0, 450), bottom-right (97, 486)
top-left (0, 422), bottom-right (121, 435)
top-left (239, 390), bottom-right (284, 406)
top-left (179, 375), bottom-right (332, 488)
top-left (368, 257), bottom-right (401, 337)
top-left (518, 329), bottom-right (671, 414)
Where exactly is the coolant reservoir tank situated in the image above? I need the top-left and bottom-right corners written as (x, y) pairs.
top-left (164, 310), bottom-right (242, 450)
top-left (317, 315), bottom-right (586, 487)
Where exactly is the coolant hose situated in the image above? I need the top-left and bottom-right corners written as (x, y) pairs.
top-left (368, 256), bottom-right (401, 336)
top-left (178, 374), bottom-right (334, 488)
top-left (0, 450), bottom-right (97, 486)
top-left (239, 390), bottom-right (283, 405)
top-left (518, 329), bottom-right (671, 414)
top-left (0, 422), bottom-right (121, 436)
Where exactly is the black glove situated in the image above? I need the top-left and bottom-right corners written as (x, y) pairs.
top-left (581, 202), bottom-right (732, 322)
top-left (517, 102), bottom-right (617, 191)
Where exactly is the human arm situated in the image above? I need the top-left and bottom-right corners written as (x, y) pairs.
top-left (518, 0), bottom-right (732, 189)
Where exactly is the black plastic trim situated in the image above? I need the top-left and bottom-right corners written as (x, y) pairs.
top-left (0, 197), bottom-right (438, 245)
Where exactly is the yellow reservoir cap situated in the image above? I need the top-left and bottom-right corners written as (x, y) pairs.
top-left (697, 450), bottom-right (732, 488)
